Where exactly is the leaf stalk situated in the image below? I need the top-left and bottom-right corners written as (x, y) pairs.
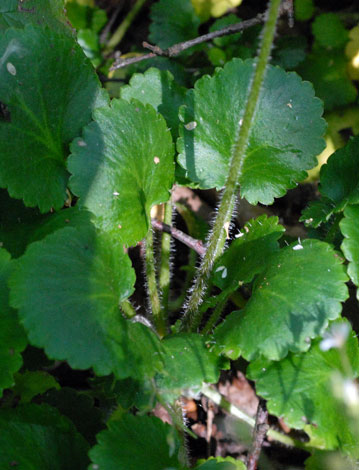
top-left (181, 0), bottom-right (282, 332)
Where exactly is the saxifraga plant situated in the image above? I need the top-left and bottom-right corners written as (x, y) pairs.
top-left (1, 0), bottom-right (359, 469)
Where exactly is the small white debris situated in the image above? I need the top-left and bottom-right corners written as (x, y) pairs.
top-left (113, 191), bottom-right (120, 196)
top-left (77, 140), bottom-right (87, 147)
top-left (184, 121), bottom-right (197, 131)
top-left (6, 62), bottom-right (16, 75)
top-left (216, 266), bottom-right (228, 278)
top-left (118, 224), bottom-right (122, 229)
top-left (305, 218), bottom-right (313, 224)
top-left (239, 118), bottom-right (243, 126)
top-left (292, 244), bottom-right (303, 251)
top-left (293, 237), bottom-right (303, 250)
top-left (235, 231), bottom-right (244, 238)
top-left (224, 221), bottom-right (230, 239)
top-left (287, 102), bottom-right (293, 109)
top-left (154, 156), bottom-right (160, 164)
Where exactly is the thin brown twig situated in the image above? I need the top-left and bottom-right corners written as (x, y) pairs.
top-left (152, 219), bottom-right (206, 257)
top-left (111, 13), bottom-right (265, 70)
top-left (246, 398), bottom-right (269, 470)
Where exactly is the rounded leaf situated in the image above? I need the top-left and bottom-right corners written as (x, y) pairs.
top-left (340, 205), bottom-right (359, 299)
top-left (214, 240), bottom-right (348, 361)
top-left (319, 136), bottom-right (359, 211)
top-left (0, 404), bottom-right (89, 469)
top-left (89, 414), bottom-right (181, 470)
top-left (248, 319), bottom-right (359, 450)
top-left (177, 58), bottom-right (326, 205)
top-left (0, 25), bottom-right (107, 212)
top-left (68, 99), bottom-right (174, 246)
top-left (149, 0), bottom-right (201, 50)
top-left (0, 248), bottom-right (27, 397)
top-left (9, 223), bottom-right (164, 378)
top-left (157, 333), bottom-right (229, 397)
top-left (120, 67), bottom-right (186, 138)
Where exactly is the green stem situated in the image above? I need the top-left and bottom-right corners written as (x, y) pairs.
top-left (169, 249), bottom-right (197, 312)
top-left (105, 0), bottom-right (147, 53)
top-left (181, 0), bottom-right (282, 332)
top-left (120, 299), bottom-right (137, 318)
top-left (159, 201), bottom-right (173, 314)
top-left (202, 294), bottom-right (229, 335)
top-left (201, 384), bottom-right (310, 450)
top-left (324, 213), bottom-right (342, 245)
top-left (145, 227), bottom-right (165, 336)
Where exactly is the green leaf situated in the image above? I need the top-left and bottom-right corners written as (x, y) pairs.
top-left (0, 0), bottom-right (71, 33)
top-left (157, 333), bottom-right (229, 397)
top-left (294, 0), bottom-right (314, 21)
top-left (0, 404), bottom-right (89, 469)
top-left (195, 456), bottom-right (246, 470)
top-left (300, 197), bottom-right (336, 228)
top-left (0, 189), bottom-right (44, 258)
top-left (120, 67), bottom-right (187, 139)
top-left (43, 387), bottom-right (104, 445)
top-left (214, 240), bottom-right (348, 361)
top-left (319, 137), bottom-right (359, 211)
top-left (209, 14), bottom-right (242, 47)
top-left (149, 0), bottom-right (201, 50)
top-left (0, 24), bottom-right (107, 212)
top-left (89, 414), bottom-right (181, 470)
top-left (340, 205), bottom-right (359, 299)
top-left (212, 215), bottom-right (284, 291)
top-left (177, 58), bottom-right (326, 205)
top-left (305, 450), bottom-right (357, 470)
top-left (27, 207), bottom-right (93, 245)
top-left (66, 3), bottom-right (107, 33)
top-left (0, 248), bottom-right (27, 398)
top-left (272, 36), bottom-right (307, 70)
top-left (248, 319), bottom-right (359, 450)
top-left (12, 370), bottom-right (60, 403)
top-left (297, 49), bottom-right (357, 111)
top-left (10, 223), bottom-right (164, 379)
top-left (312, 13), bottom-right (348, 49)
top-left (68, 99), bottom-right (174, 246)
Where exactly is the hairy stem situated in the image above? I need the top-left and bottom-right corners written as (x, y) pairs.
top-left (159, 200), bottom-right (173, 314)
top-left (145, 227), bottom-right (165, 336)
top-left (201, 294), bottom-right (229, 335)
top-left (120, 299), bottom-right (137, 318)
top-left (106, 0), bottom-right (147, 52)
top-left (181, 0), bottom-right (282, 332)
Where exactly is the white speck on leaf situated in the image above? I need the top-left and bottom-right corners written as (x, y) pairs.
top-left (154, 156), bottom-right (160, 164)
top-left (113, 191), bottom-right (119, 196)
top-left (118, 224), bottom-right (122, 229)
top-left (6, 62), bottom-right (16, 75)
top-left (77, 140), bottom-right (87, 147)
top-left (287, 102), bottom-right (293, 109)
top-left (185, 121), bottom-right (197, 130)
top-left (293, 244), bottom-right (303, 250)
